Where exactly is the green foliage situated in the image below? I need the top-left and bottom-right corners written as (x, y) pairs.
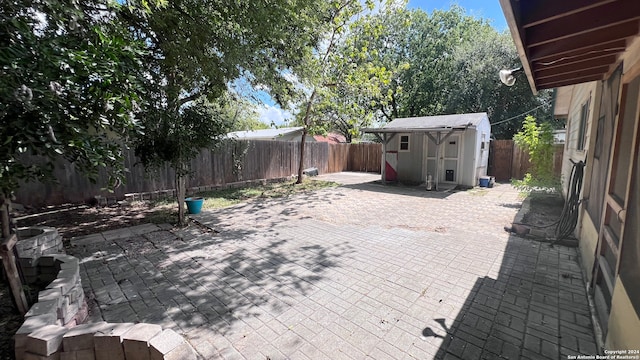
top-left (123, 0), bottom-right (329, 224)
top-left (134, 100), bottom-right (233, 175)
top-left (512, 115), bottom-right (560, 192)
top-left (0, 0), bottom-right (147, 196)
top-left (335, 5), bottom-right (551, 139)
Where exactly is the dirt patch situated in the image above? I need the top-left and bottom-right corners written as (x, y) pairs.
top-left (0, 285), bottom-right (24, 360)
top-left (520, 193), bottom-right (566, 239)
top-left (16, 202), bottom-right (176, 239)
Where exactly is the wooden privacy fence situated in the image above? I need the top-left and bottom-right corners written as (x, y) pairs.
top-left (489, 139), bottom-right (563, 181)
top-left (328, 143), bottom-right (382, 173)
top-left (15, 141), bottom-right (382, 206)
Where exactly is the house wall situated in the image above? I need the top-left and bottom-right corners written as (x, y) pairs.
top-left (566, 36), bottom-right (640, 350)
top-left (606, 279), bottom-right (640, 350)
top-left (562, 82), bottom-right (599, 272)
top-left (604, 38), bottom-right (640, 350)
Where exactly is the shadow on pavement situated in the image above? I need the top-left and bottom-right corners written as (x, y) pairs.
top-left (421, 233), bottom-right (599, 359)
top-left (69, 219), bottom-right (355, 343)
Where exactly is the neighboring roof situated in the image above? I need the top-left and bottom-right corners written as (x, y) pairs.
top-left (227, 127), bottom-right (303, 140)
top-left (499, 0), bottom-right (640, 93)
top-left (363, 113), bottom-right (489, 133)
top-left (313, 133), bottom-right (346, 144)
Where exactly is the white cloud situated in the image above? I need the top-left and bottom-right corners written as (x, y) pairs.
top-left (257, 105), bottom-right (293, 127)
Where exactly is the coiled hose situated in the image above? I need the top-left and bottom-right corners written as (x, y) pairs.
top-left (552, 160), bottom-right (585, 245)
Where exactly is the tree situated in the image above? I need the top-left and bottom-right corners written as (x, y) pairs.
top-left (124, 0), bottom-right (329, 225)
top-left (445, 27), bottom-right (552, 139)
top-left (278, 0), bottom-right (374, 182)
top-left (0, 0), bottom-right (147, 235)
top-left (352, 5), bottom-right (551, 138)
top-left (313, 4), bottom-right (400, 142)
top-left (513, 115), bottom-right (557, 187)
top-left (217, 93), bottom-right (269, 132)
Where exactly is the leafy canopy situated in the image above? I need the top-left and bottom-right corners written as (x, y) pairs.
top-left (1, 0), bottom-right (147, 196)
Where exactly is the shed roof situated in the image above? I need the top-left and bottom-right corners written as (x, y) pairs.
top-left (227, 127), bottom-right (303, 140)
top-left (363, 113), bottom-right (488, 133)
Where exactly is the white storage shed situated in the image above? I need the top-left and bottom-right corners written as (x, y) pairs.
top-left (364, 113), bottom-right (491, 189)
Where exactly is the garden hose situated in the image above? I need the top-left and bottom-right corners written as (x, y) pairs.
top-left (551, 160), bottom-right (585, 245)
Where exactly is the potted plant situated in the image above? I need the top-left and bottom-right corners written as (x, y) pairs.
top-left (184, 197), bottom-right (204, 214)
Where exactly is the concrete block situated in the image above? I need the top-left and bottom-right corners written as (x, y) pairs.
top-left (122, 323), bottom-right (162, 360)
top-left (16, 314), bottom-right (58, 344)
top-left (94, 350), bottom-right (124, 360)
top-left (15, 346), bottom-right (28, 360)
top-left (60, 352), bottom-right (76, 360)
top-left (59, 301), bottom-right (79, 324)
top-left (39, 256), bottom-right (58, 267)
top-left (62, 322), bottom-right (109, 351)
top-left (38, 289), bottom-right (63, 306)
top-left (25, 300), bottom-right (59, 318)
top-left (26, 324), bottom-right (67, 356)
top-left (60, 349), bottom-right (95, 360)
top-left (22, 266), bottom-right (39, 276)
top-left (71, 300), bottom-right (89, 326)
top-left (67, 284), bottom-right (84, 303)
top-left (36, 229), bottom-right (59, 246)
top-left (39, 265), bottom-right (59, 274)
top-left (47, 277), bottom-right (74, 295)
top-left (24, 352), bottom-right (61, 360)
top-left (18, 256), bottom-right (39, 268)
top-left (57, 268), bottom-right (79, 285)
top-left (59, 258), bottom-right (79, 270)
top-left (53, 254), bottom-right (78, 264)
top-left (94, 323), bottom-right (134, 360)
top-left (149, 329), bottom-right (196, 360)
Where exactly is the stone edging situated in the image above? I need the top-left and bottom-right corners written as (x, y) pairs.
top-left (13, 236), bottom-right (197, 360)
top-left (16, 320), bottom-right (196, 360)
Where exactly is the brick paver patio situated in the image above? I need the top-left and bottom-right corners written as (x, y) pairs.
top-left (69, 172), bottom-right (598, 359)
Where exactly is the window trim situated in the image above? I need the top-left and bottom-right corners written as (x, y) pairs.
top-left (577, 98), bottom-right (590, 151)
top-left (398, 133), bottom-right (410, 152)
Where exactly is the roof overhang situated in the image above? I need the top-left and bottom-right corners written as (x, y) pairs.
top-left (362, 126), bottom-right (472, 134)
top-left (500, 0), bottom-right (640, 93)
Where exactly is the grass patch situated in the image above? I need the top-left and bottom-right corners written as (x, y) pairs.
top-left (151, 178), bottom-right (339, 211)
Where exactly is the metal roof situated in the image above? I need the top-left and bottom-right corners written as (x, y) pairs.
top-left (500, 0), bottom-right (640, 93)
top-left (363, 113), bottom-right (488, 133)
top-left (227, 127), bottom-right (303, 139)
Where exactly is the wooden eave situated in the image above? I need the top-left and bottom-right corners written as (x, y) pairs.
top-left (500, 0), bottom-right (640, 93)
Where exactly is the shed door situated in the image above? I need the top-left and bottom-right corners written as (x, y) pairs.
top-left (441, 135), bottom-right (460, 183)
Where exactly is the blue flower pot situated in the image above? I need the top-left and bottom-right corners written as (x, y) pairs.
top-left (185, 197), bottom-right (204, 214)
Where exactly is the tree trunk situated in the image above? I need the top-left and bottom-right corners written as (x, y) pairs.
top-left (0, 192), bottom-right (10, 239)
top-left (296, 128), bottom-right (308, 184)
top-left (176, 171), bottom-right (187, 226)
top-left (296, 89), bottom-right (318, 185)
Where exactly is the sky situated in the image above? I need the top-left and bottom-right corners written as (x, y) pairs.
top-left (407, 0), bottom-right (508, 31)
top-left (258, 0), bottom-right (508, 127)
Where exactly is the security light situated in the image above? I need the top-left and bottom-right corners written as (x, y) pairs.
top-left (499, 67), bottom-right (523, 86)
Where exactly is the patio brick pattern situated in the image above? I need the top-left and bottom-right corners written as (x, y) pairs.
top-left (69, 173), bottom-right (598, 359)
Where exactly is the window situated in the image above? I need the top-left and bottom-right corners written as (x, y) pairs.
top-left (577, 100), bottom-right (589, 150)
top-left (399, 134), bottom-right (410, 151)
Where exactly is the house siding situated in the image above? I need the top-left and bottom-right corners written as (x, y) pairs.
top-left (393, 133), bottom-right (424, 183)
top-left (562, 38), bottom-right (640, 349)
